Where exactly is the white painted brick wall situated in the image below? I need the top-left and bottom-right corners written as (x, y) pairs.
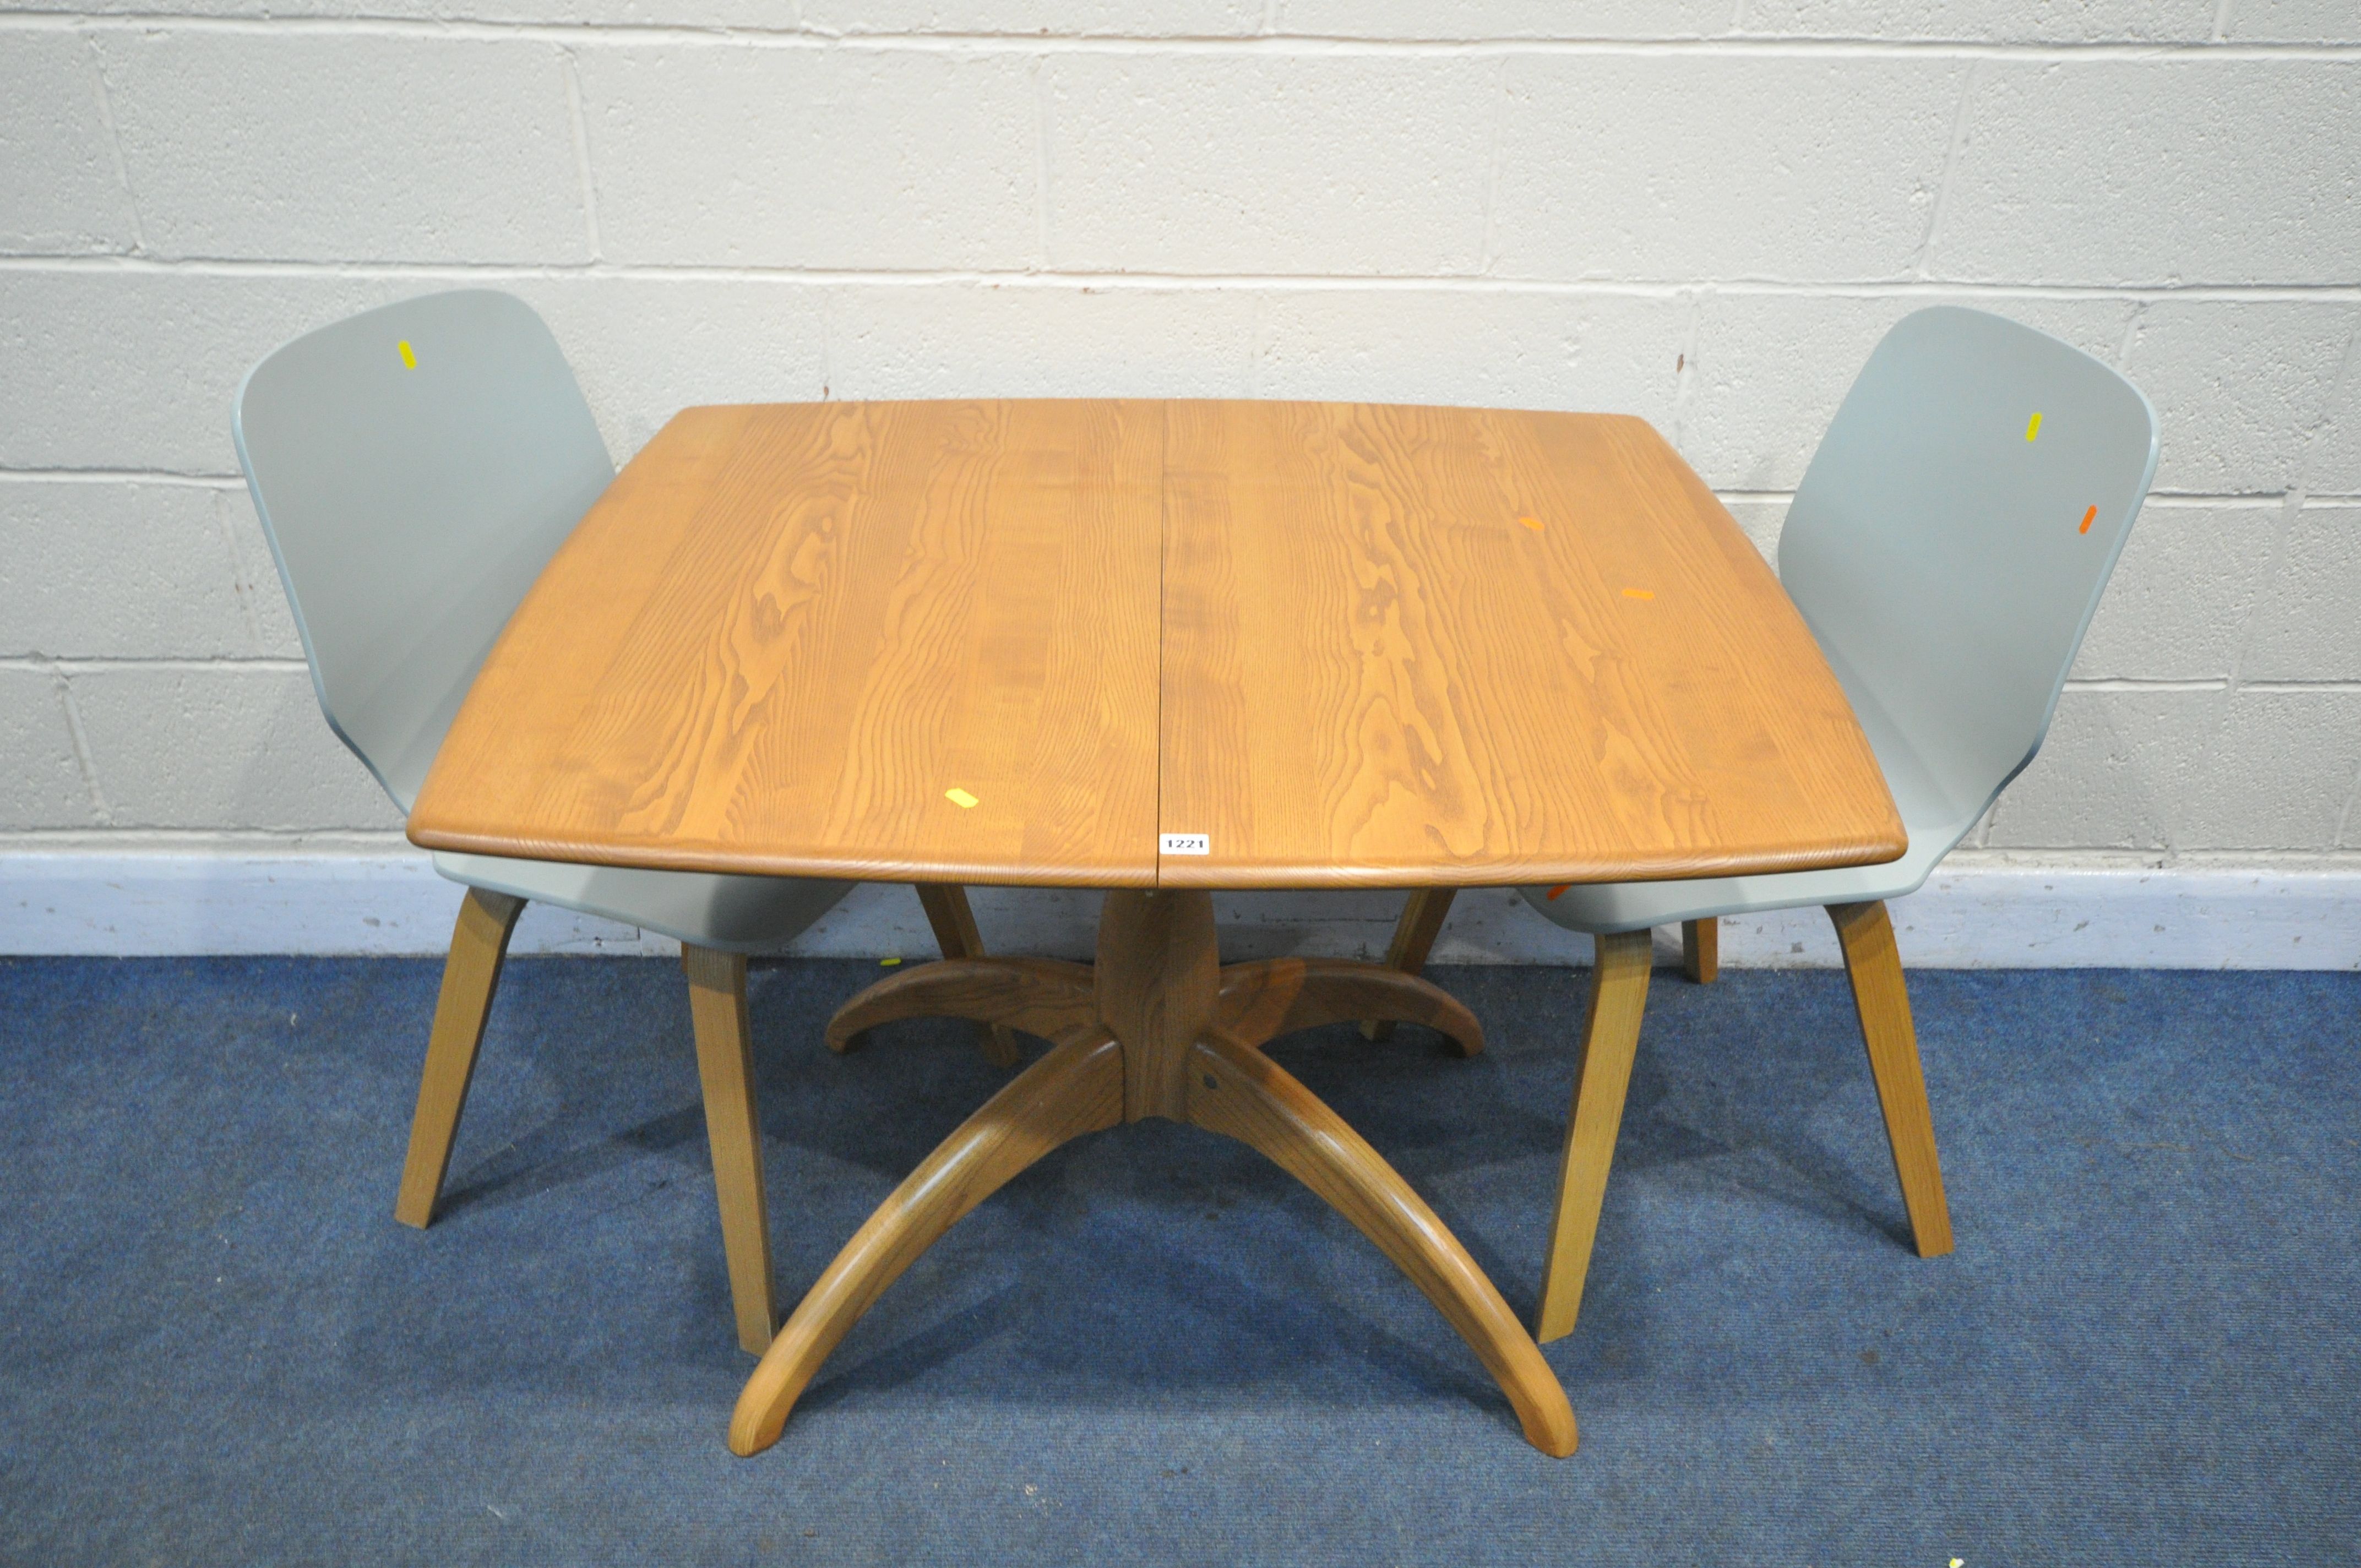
top-left (2, 2), bottom-right (2357, 932)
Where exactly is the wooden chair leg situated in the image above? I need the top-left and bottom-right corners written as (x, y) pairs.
top-left (1361, 888), bottom-right (1456, 1041)
top-left (1826, 902), bottom-right (1955, 1259)
top-left (915, 883), bottom-right (1022, 1069)
top-left (394, 888), bottom-right (525, 1229)
top-left (1536, 928), bottom-right (1654, 1343)
top-left (682, 945), bottom-right (780, 1356)
top-left (1681, 917), bottom-right (1718, 983)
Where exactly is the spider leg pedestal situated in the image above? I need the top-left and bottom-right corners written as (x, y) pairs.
top-left (728, 888), bottom-right (1575, 1458)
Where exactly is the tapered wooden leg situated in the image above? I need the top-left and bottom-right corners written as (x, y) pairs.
top-left (394, 888), bottom-right (526, 1229)
top-left (1185, 1026), bottom-right (1577, 1457)
top-left (1536, 929), bottom-right (1654, 1344)
top-left (1826, 902), bottom-right (1955, 1259)
top-left (915, 883), bottom-right (1021, 1068)
top-left (1362, 888), bottom-right (1457, 1041)
top-left (1218, 957), bottom-right (1484, 1057)
top-left (683, 945), bottom-right (779, 1357)
top-left (728, 1027), bottom-right (1126, 1455)
top-left (826, 958), bottom-right (1097, 1053)
top-left (1682, 917), bottom-right (1719, 984)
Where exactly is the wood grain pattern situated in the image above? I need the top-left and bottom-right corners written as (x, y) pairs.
top-left (1827, 901), bottom-right (1955, 1259)
top-left (1362, 887), bottom-right (1457, 1041)
top-left (825, 957), bottom-right (1097, 1052)
top-left (1157, 403), bottom-right (1902, 888)
top-left (915, 883), bottom-right (1021, 1067)
top-left (731, 890), bottom-right (1575, 1458)
top-left (1536, 928), bottom-right (1654, 1344)
top-left (1218, 957), bottom-right (1484, 1058)
top-left (1096, 889), bottom-right (1222, 1123)
top-left (411, 399), bottom-right (1901, 894)
top-left (728, 1025), bottom-right (1127, 1456)
top-left (682, 945), bottom-right (780, 1356)
top-left (395, 886), bottom-right (524, 1229)
top-left (1183, 1025), bottom-right (1576, 1456)
top-left (410, 401), bottom-right (1165, 887)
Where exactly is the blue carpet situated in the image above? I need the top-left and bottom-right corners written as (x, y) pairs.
top-left (0, 954), bottom-right (2353, 1566)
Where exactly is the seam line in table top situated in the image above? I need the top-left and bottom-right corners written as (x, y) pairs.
top-left (1153, 399), bottom-right (1168, 891)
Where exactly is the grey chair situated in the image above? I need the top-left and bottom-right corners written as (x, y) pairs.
top-left (1370, 307), bottom-right (2161, 1342)
top-left (233, 288), bottom-right (1015, 1354)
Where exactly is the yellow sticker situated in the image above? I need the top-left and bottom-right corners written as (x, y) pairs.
top-left (1518, 515), bottom-right (1544, 532)
top-left (944, 787), bottom-right (979, 809)
top-left (1622, 587), bottom-right (1655, 600)
top-left (2025, 412), bottom-right (2042, 441)
top-left (398, 340), bottom-right (417, 369)
top-left (879, 956), bottom-right (902, 967)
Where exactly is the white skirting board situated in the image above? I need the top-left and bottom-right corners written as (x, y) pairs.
top-left (1, 851), bottom-right (2355, 968)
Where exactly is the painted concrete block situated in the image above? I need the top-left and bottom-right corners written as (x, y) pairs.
top-left (2240, 505), bottom-right (2361, 681)
top-left (1, 32), bottom-right (139, 255)
top-left (69, 666), bottom-right (402, 830)
top-left (1984, 688), bottom-right (2224, 851)
top-left (1744, 0), bottom-right (2213, 40)
top-left (1493, 55), bottom-right (1967, 282)
top-left (579, 46), bottom-right (1040, 269)
top-left (1272, 1), bottom-right (1735, 37)
top-left (1937, 59), bottom-right (2361, 286)
top-left (2123, 301), bottom-right (2358, 495)
top-left (1253, 288), bottom-right (1688, 427)
top-left (2178, 690), bottom-right (2361, 851)
top-left (96, 31), bottom-right (586, 263)
top-left (2071, 502), bottom-right (2281, 682)
top-left (0, 669), bottom-right (97, 831)
top-left (1041, 53), bottom-right (1494, 275)
top-left (822, 282), bottom-right (1261, 401)
top-left (0, 480), bottom-right (263, 658)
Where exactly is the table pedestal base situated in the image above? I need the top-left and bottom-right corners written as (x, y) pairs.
top-left (727, 889), bottom-right (1577, 1458)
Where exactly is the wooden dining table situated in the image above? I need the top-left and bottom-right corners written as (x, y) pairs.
top-left (407, 398), bottom-right (1905, 1458)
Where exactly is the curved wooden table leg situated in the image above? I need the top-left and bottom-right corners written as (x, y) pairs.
top-left (1362, 888), bottom-right (1457, 1041)
top-left (1183, 1026), bottom-right (1576, 1457)
top-left (1218, 958), bottom-right (1484, 1058)
top-left (914, 883), bottom-right (1022, 1068)
top-left (728, 1026), bottom-right (1125, 1456)
top-left (744, 888), bottom-right (1567, 1460)
top-left (826, 957), bottom-right (1097, 1054)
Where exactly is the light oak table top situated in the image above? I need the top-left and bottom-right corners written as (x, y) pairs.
top-left (409, 399), bottom-right (1905, 889)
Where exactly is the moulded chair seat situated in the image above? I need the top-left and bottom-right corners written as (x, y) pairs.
top-left (1368, 305), bottom-right (2160, 1353)
top-left (431, 852), bottom-right (852, 955)
top-left (233, 288), bottom-right (1014, 1360)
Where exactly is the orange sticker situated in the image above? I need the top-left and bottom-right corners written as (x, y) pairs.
top-left (1519, 515), bottom-right (1544, 532)
top-left (1545, 884), bottom-right (1571, 901)
top-left (1622, 588), bottom-right (1655, 600)
top-left (2079, 505), bottom-right (2097, 535)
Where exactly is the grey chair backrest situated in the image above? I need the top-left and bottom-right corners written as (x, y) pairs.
top-left (232, 290), bottom-right (613, 811)
top-left (1777, 306), bottom-right (2159, 840)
